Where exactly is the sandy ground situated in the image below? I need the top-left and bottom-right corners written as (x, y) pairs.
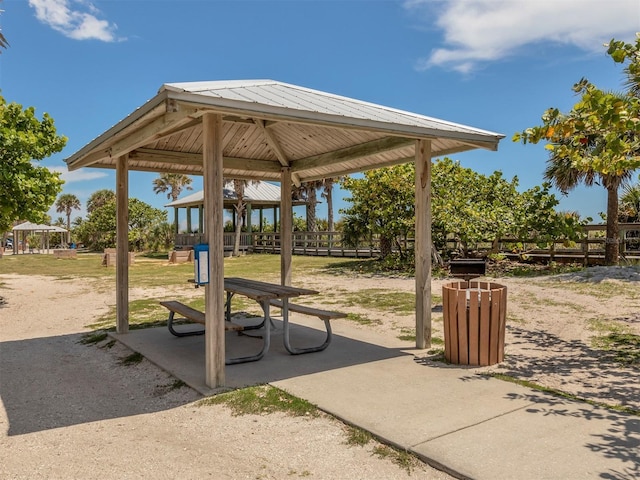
top-left (0, 273), bottom-right (452, 480)
top-left (295, 266), bottom-right (640, 412)
top-left (1, 264), bottom-right (639, 479)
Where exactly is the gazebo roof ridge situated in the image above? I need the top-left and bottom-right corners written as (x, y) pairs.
top-left (160, 79), bottom-right (504, 140)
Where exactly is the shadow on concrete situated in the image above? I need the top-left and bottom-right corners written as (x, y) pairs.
top-left (112, 317), bottom-right (409, 395)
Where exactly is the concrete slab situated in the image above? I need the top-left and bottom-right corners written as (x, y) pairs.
top-left (111, 316), bottom-right (640, 480)
top-left (111, 317), bottom-right (406, 395)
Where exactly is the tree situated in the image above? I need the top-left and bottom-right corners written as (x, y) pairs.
top-left (87, 189), bottom-right (116, 214)
top-left (292, 180), bottom-right (324, 232)
top-left (340, 159), bottom-right (584, 262)
top-left (152, 173), bottom-right (193, 202)
top-left (341, 165), bottom-right (415, 258)
top-left (514, 37), bottom-right (640, 265)
top-left (228, 179), bottom-right (258, 256)
top-left (55, 193), bottom-right (81, 243)
top-left (75, 198), bottom-right (166, 251)
top-left (619, 180), bottom-right (640, 222)
top-left (321, 177), bottom-right (343, 232)
top-left (0, 96), bottom-right (67, 237)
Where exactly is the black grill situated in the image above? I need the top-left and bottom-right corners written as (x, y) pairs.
top-left (449, 259), bottom-right (486, 281)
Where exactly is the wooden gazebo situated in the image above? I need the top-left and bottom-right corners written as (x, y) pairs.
top-left (65, 80), bottom-right (503, 387)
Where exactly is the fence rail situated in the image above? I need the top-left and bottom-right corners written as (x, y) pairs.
top-left (174, 223), bottom-right (640, 264)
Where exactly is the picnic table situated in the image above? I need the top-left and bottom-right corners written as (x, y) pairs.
top-left (223, 277), bottom-right (318, 363)
top-left (163, 277), bottom-right (345, 364)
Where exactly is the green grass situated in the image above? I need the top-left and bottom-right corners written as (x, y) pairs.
top-left (346, 312), bottom-right (381, 326)
top-left (198, 385), bottom-right (320, 417)
top-left (119, 352), bottom-right (144, 366)
top-left (588, 318), bottom-right (640, 367)
top-left (79, 331), bottom-right (108, 345)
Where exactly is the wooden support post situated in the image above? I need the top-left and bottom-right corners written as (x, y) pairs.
top-left (116, 155), bottom-right (129, 334)
top-left (281, 168), bottom-right (292, 286)
top-left (415, 140), bottom-right (432, 349)
top-left (198, 205), bottom-right (204, 233)
top-left (259, 208), bottom-right (264, 232)
top-left (203, 113), bottom-right (225, 387)
top-left (174, 207), bottom-right (179, 235)
top-left (186, 207), bottom-right (192, 234)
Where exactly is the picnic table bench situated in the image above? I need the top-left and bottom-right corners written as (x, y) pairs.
top-left (267, 299), bottom-right (346, 354)
top-left (160, 300), bottom-right (244, 337)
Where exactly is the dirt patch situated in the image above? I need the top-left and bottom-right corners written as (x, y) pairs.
top-left (0, 273), bottom-right (451, 479)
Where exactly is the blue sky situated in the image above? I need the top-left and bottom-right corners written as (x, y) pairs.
top-left (2, 0), bottom-right (639, 227)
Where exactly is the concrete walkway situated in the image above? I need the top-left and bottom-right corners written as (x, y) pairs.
top-left (113, 316), bottom-right (640, 480)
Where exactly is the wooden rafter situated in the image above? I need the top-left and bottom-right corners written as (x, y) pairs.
top-left (130, 148), bottom-right (282, 173)
top-left (291, 136), bottom-right (414, 174)
top-left (253, 118), bottom-right (301, 186)
top-left (72, 106), bottom-right (203, 169)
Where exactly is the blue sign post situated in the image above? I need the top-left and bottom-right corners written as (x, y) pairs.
top-left (193, 244), bottom-right (209, 286)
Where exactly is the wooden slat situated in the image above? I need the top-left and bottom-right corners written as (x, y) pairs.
top-left (479, 290), bottom-right (491, 366)
top-left (468, 288), bottom-right (480, 365)
top-left (449, 290), bottom-right (463, 364)
top-left (442, 285), bottom-right (452, 362)
top-left (498, 285), bottom-right (507, 363)
top-left (225, 277), bottom-right (318, 296)
top-left (457, 288), bottom-right (469, 365)
top-left (268, 299), bottom-right (347, 320)
top-left (489, 288), bottom-right (501, 365)
top-left (159, 301), bottom-right (243, 331)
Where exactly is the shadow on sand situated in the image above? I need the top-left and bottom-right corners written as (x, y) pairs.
top-left (1, 319), bottom-right (407, 436)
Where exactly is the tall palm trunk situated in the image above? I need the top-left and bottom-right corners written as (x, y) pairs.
top-left (233, 180), bottom-right (245, 257)
top-left (306, 187), bottom-right (318, 232)
top-left (66, 212), bottom-right (72, 244)
top-left (605, 185), bottom-right (620, 265)
top-left (325, 183), bottom-right (334, 231)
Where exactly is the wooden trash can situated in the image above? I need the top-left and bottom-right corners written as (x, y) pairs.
top-left (442, 281), bottom-right (507, 366)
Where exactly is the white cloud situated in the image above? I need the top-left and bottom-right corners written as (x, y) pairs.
top-left (405, 0), bottom-right (640, 73)
top-left (28, 0), bottom-right (122, 42)
top-left (49, 166), bottom-right (109, 183)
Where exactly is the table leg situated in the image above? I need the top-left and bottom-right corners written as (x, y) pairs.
top-left (282, 298), bottom-right (332, 355)
top-left (226, 300), bottom-right (271, 364)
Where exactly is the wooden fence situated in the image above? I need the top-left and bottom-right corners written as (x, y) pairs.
top-left (174, 223), bottom-right (640, 264)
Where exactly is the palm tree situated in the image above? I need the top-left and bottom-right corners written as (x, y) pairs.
top-left (55, 194), bottom-right (81, 244)
top-left (152, 173), bottom-right (193, 202)
top-left (229, 179), bottom-right (258, 256)
top-left (619, 182), bottom-right (640, 223)
top-left (544, 154), bottom-right (632, 265)
top-left (87, 189), bottom-right (115, 213)
top-left (295, 180), bottom-right (324, 232)
top-left (321, 177), bottom-right (343, 232)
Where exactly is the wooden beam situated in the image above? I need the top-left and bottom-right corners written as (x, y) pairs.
top-left (415, 139), bottom-right (432, 349)
top-left (116, 155), bottom-right (129, 334)
top-left (254, 119), bottom-right (302, 187)
top-left (203, 113), bottom-right (226, 388)
top-left (108, 110), bottom-right (202, 159)
top-left (73, 107), bottom-right (202, 169)
top-left (280, 167), bottom-right (292, 286)
top-left (130, 148), bottom-right (282, 173)
top-left (292, 137), bottom-right (414, 173)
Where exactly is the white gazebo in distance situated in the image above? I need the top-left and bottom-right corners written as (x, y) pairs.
top-left (64, 79), bottom-right (504, 387)
top-left (11, 222), bottom-right (68, 254)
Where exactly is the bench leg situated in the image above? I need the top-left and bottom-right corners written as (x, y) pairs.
top-left (282, 303), bottom-right (333, 355)
top-left (167, 311), bottom-right (205, 337)
top-left (226, 300), bottom-right (271, 364)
